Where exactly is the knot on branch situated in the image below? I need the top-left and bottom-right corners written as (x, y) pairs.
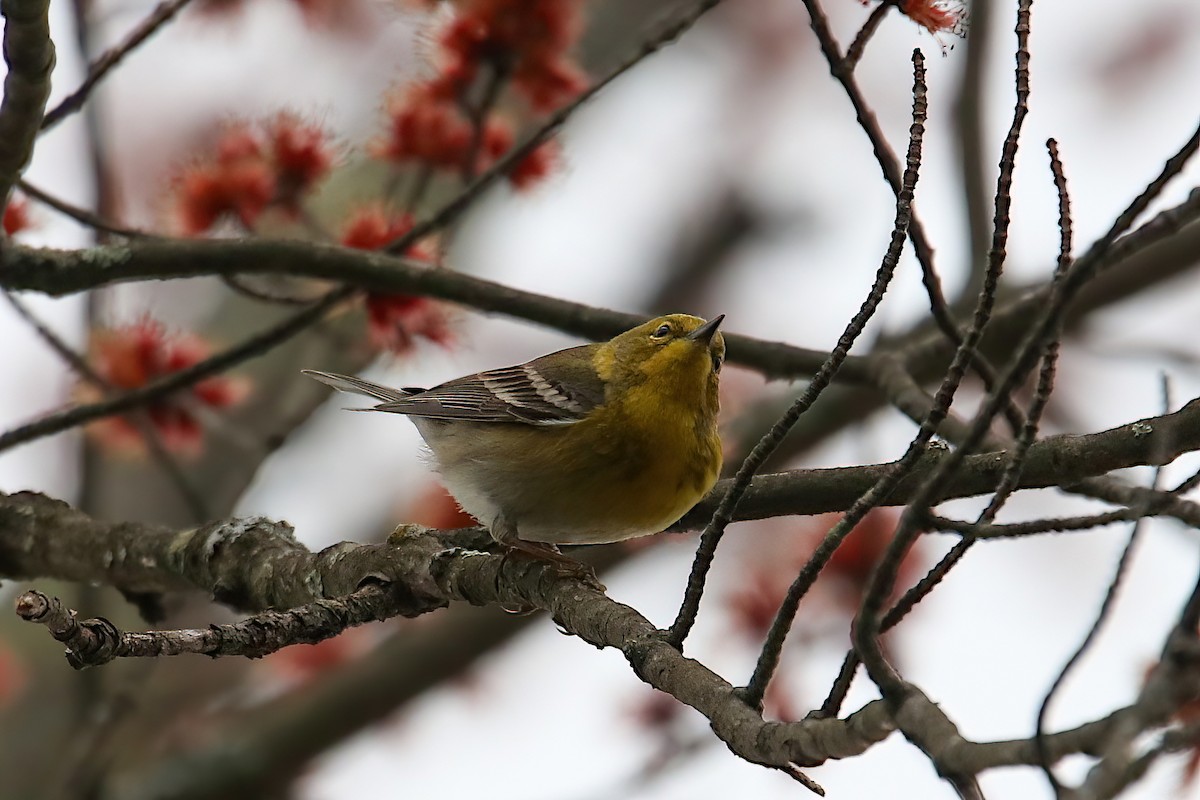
top-left (14, 589), bottom-right (121, 668)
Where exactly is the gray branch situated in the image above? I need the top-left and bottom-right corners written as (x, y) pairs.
top-left (0, 0), bottom-right (53, 211)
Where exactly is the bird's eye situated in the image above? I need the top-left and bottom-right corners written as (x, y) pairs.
top-left (651, 323), bottom-right (672, 340)
top-left (712, 353), bottom-right (723, 373)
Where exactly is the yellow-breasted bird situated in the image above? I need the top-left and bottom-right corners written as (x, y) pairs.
top-left (303, 313), bottom-right (725, 564)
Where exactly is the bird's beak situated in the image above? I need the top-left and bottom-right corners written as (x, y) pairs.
top-left (687, 314), bottom-right (725, 343)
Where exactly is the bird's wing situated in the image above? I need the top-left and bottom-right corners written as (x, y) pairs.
top-left (372, 344), bottom-right (607, 425)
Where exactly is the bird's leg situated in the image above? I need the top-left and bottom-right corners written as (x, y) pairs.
top-left (491, 517), bottom-right (604, 590)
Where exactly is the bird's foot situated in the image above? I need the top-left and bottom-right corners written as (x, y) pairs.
top-left (499, 539), bottom-right (605, 591)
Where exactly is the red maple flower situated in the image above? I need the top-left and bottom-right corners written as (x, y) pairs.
top-left (175, 116), bottom-right (335, 234)
top-left (449, 0), bottom-right (587, 110)
top-left (266, 629), bottom-right (370, 681)
top-left (406, 482), bottom-right (479, 530)
top-left (372, 0), bottom-right (582, 187)
top-left (86, 319), bottom-right (248, 454)
top-left (363, 293), bottom-right (454, 354)
top-left (267, 114), bottom-right (335, 214)
top-left (900, 0), bottom-right (967, 36)
top-left (3, 194), bottom-right (33, 236)
top-left (512, 52), bottom-right (587, 113)
top-left (727, 564), bottom-right (794, 641)
top-left (628, 689), bottom-right (685, 732)
top-left (340, 205), bottom-right (434, 258)
top-left (340, 207), bottom-right (453, 353)
top-left (824, 509), bottom-right (910, 594)
top-left (175, 124), bottom-right (275, 235)
top-left (509, 140), bottom-right (561, 190)
top-left (374, 84), bottom-right (475, 170)
top-left (0, 643), bottom-right (26, 710)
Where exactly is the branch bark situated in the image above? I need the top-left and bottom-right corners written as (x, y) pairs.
top-left (0, 0), bottom-right (53, 211)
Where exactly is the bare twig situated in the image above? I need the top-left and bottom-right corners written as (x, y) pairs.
top-left (1, 291), bottom-right (210, 520)
top-left (40, 0), bottom-right (198, 132)
top-left (745, 6), bottom-right (1031, 705)
top-left (665, 50), bottom-right (928, 650)
top-left (821, 134), bottom-right (1078, 716)
top-left (0, 238), bottom-right (856, 381)
top-left (842, 1), bottom-right (892, 73)
top-left (15, 584), bottom-right (405, 667)
top-left (382, 0), bottom-right (728, 257)
top-left (16, 178), bottom-right (149, 238)
top-left (0, 287), bottom-right (352, 454)
top-left (1036, 377), bottom-right (1172, 796)
top-left (802, 0), bottom-right (1025, 437)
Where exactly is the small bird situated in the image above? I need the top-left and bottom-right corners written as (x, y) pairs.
top-left (303, 313), bottom-right (725, 565)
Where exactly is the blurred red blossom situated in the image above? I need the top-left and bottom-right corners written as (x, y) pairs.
top-left (726, 509), bottom-right (921, 642)
top-left (509, 140), bottom-right (560, 190)
top-left (175, 117), bottom-right (334, 235)
top-left (0, 644), bottom-right (26, 710)
top-left (3, 194), bottom-right (34, 236)
top-left (406, 482), bottom-right (479, 529)
top-left (373, 0), bottom-right (584, 188)
top-left (373, 85), bottom-right (521, 178)
top-left (175, 125), bottom-right (274, 235)
top-left (85, 319), bottom-right (248, 454)
top-left (374, 84), bottom-right (475, 170)
top-left (628, 688), bottom-right (686, 733)
top-left (434, 0), bottom-right (587, 112)
top-left (265, 629), bottom-right (371, 682)
top-left (364, 294), bottom-right (455, 354)
top-left (268, 114), bottom-right (337, 213)
top-left (899, 0), bottom-right (966, 36)
top-left (341, 206), bottom-right (454, 353)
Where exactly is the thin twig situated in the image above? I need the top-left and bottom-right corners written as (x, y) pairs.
top-left (382, 0), bottom-right (727, 256)
top-left (664, 50), bottom-right (929, 652)
top-left (802, 0), bottom-right (1026, 437)
top-left (16, 178), bottom-right (149, 238)
top-left (821, 135), bottom-right (1078, 716)
top-left (220, 274), bottom-right (325, 306)
top-left (740, 49), bottom-right (1004, 713)
top-left (841, 1), bottom-right (892, 73)
top-left (852, 12), bottom-right (1200, 722)
top-left (461, 59), bottom-right (510, 182)
top-left (1, 291), bottom-right (210, 521)
top-left (40, 0), bottom-right (198, 132)
top-left (0, 287), bottom-right (353, 454)
top-left (15, 584), bottom-right (404, 667)
top-left (1036, 377), bottom-right (1173, 796)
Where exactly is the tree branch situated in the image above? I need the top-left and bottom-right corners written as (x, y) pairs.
top-left (0, 0), bottom-right (53, 213)
top-left (39, 0), bottom-right (197, 133)
top-left (0, 238), bottom-right (848, 381)
top-left (15, 584), bottom-right (404, 667)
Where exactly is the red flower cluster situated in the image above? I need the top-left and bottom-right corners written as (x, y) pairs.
top-left (374, 84), bottom-right (513, 172)
top-left (406, 481), bottom-right (479, 530)
top-left (374, 0), bottom-right (585, 189)
top-left (340, 206), bottom-right (454, 354)
top-left (3, 194), bottom-right (33, 236)
top-left (725, 509), bottom-right (921, 640)
top-left (899, 0), bottom-right (967, 36)
top-left (175, 115), bottom-right (335, 235)
top-left (87, 319), bottom-right (248, 454)
top-left (434, 0), bottom-right (587, 112)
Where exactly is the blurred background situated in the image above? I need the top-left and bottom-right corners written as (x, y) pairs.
top-left (2, 0), bottom-right (1200, 797)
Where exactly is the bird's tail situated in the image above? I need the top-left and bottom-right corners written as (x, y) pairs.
top-left (302, 370), bottom-right (421, 404)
